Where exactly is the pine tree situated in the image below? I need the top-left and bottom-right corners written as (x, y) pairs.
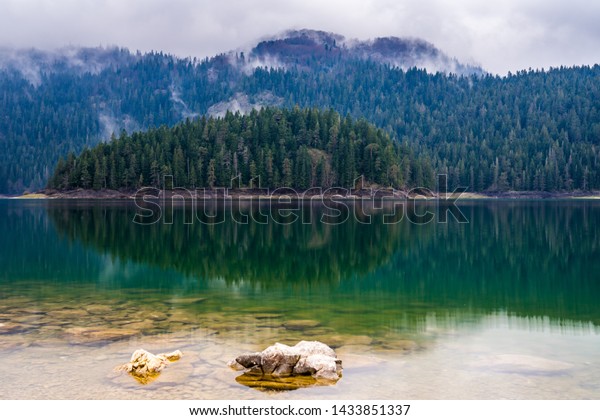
top-left (92, 158), bottom-right (103, 190)
top-left (207, 159), bottom-right (216, 188)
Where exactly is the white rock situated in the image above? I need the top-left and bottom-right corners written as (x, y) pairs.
top-left (117, 349), bottom-right (183, 383)
top-left (230, 340), bottom-right (342, 383)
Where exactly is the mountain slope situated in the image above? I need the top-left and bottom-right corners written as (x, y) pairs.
top-left (1, 30), bottom-right (599, 193)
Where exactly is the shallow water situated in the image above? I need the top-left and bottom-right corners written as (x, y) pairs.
top-left (0, 200), bottom-right (599, 399)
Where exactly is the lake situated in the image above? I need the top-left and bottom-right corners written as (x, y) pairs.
top-left (1, 199), bottom-right (599, 399)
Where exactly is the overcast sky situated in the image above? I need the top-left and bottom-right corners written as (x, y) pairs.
top-left (1, 0), bottom-right (599, 74)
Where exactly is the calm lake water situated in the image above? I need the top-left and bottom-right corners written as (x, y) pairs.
top-left (1, 199), bottom-right (599, 399)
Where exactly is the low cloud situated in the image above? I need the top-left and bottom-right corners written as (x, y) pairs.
top-left (169, 83), bottom-right (199, 119)
top-left (0, 0), bottom-right (599, 74)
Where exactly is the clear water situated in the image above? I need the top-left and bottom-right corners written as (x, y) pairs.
top-left (0, 200), bottom-right (599, 399)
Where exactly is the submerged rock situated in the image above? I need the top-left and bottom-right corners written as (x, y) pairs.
top-left (117, 349), bottom-right (183, 384)
top-left (167, 297), bottom-right (207, 305)
top-left (0, 334), bottom-right (30, 351)
top-left (235, 372), bottom-right (318, 391)
top-left (253, 313), bottom-right (283, 320)
top-left (472, 354), bottom-right (574, 376)
top-left (85, 304), bottom-right (113, 315)
top-left (229, 341), bottom-right (342, 391)
top-left (0, 322), bottom-right (28, 334)
top-left (282, 320), bottom-right (321, 331)
top-left (47, 309), bottom-right (89, 318)
top-left (63, 327), bottom-right (139, 344)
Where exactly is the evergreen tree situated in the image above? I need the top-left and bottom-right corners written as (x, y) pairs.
top-left (48, 108), bottom-right (408, 190)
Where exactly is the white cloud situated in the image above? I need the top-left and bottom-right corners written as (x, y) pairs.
top-left (0, 0), bottom-right (599, 74)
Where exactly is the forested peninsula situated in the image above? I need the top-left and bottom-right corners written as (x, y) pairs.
top-left (47, 108), bottom-right (424, 193)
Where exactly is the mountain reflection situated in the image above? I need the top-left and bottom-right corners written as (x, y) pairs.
top-left (2, 200), bottom-right (600, 330)
top-left (47, 201), bottom-right (418, 286)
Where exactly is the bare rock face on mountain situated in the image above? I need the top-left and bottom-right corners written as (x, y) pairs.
top-left (116, 349), bottom-right (183, 384)
top-left (247, 29), bottom-right (483, 76)
top-left (229, 341), bottom-right (342, 391)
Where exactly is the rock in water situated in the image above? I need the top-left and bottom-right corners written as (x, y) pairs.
top-left (0, 322), bottom-right (28, 334)
top-left (229, 341), bottom-right (342, 391)
top-left (63, 327), bottom-right (139, 344)
top-left (472, 354), bottom-right (573, 376)
top-left (282, 320), bottom-right (321, 331)
top-left (117, 349), bottom-right (183, 384)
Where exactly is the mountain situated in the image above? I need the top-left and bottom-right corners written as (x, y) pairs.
top-left (1, 30), bottom-right (599, 193)
top-left (246, 29), bottom-right (482, 76)
top-left (0, 46), bottom-right (138, 87)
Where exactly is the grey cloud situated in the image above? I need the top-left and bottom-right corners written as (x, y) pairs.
top-left (0, 0), bottom-right (599, 74)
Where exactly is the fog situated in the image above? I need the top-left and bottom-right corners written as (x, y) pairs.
top-left (1, 0), bottom-right (599, 74)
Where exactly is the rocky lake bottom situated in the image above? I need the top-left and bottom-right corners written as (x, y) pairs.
top-left (1, 284), bottom-right (599, 399)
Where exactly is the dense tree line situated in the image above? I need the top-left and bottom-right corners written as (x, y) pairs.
top-left (2, 45), bottom-right (600, 193)
top-left (47, 107), bottom-right (418, 190)
top-left (247, 63), bottom-right (600, 192)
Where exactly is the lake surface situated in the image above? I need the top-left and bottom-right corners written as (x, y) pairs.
top-left (1, 199), bottom-right (599, 399)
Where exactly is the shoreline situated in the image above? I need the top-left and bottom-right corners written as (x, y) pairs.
top-left (3, 188), bottom-right (600, 200)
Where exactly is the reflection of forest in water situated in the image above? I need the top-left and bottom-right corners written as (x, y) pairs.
top-left (47, 201), bottom-right (415, 286)
top-left (2, 200), bottom-right (600, 328)
top-left (365, 201), bottom-right (600, 325)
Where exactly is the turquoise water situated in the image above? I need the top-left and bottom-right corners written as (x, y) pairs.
top-left (0, 199), bottom-right (599, 399)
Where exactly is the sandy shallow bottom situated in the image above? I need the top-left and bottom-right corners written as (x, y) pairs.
top-left (1, 316), bottom-right (599, 400)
